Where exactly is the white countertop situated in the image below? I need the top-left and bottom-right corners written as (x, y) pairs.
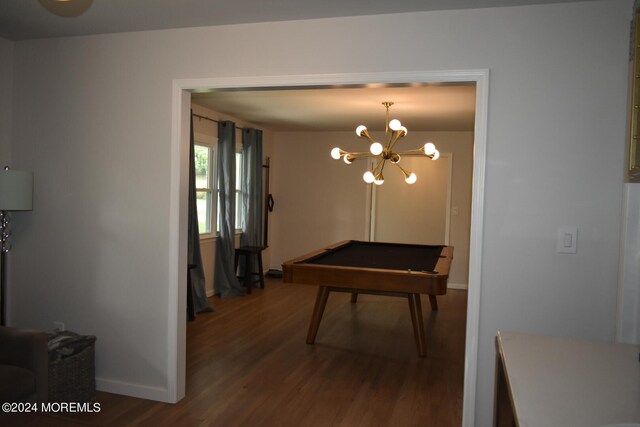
top-left (497, 331), bottom-right (640, 427)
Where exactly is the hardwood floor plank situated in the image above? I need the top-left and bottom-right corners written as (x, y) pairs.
top-left (3, 277), bottom-right (466, 426)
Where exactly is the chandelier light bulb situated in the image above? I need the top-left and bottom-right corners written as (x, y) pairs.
top-left (356, 125), bottom-right (368, 137)
top-left (424, 142), bottom-right (436, 156)
top-left (373, 172), bottom-right (385, 185)
top-left (331, 147), bottom-right (343, 160)
top-left (431, 149), bottom-right (440, 160)
top-left (388, 119), bottom-right (402, 131)
top-left (399, 126), bottom-right (408, 136)
top-left (363, 171), bottom-right (375, 183)
top-left (405, 172), bottom-right (417, 184)
top-left (343, 154), bottom-right (354, 164)
top-left (391, 153), bottom-right (401, 163)
top-left (369, 142), bottom-right (383, 155)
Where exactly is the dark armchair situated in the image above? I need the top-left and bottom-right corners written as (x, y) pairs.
top-left (0, 326), bottom-right (48, 403)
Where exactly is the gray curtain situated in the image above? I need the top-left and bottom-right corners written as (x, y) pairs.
top-left (240, 128), bottom-right (264, 263)
top-left (188, 112), bottom-right (213, 313)
top-left (213, 121), bottom-right (244, 297)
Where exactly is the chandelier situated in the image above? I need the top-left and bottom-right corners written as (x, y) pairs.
top-left (331, 102), bottom-right (440, 185)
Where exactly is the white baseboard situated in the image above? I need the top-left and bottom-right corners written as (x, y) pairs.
top-left (208, 284), bottom-right (466, 294)
top-left (96, 377), bottom-right (171, 402)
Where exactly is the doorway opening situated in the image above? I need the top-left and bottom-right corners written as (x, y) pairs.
top-left (170, 70), bottom-right (488, 426)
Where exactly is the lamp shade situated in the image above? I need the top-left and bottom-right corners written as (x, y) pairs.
top-left (0, 170), bottom-right (33, 211)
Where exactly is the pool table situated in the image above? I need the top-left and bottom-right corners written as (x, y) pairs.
top-left (282, 240), bottom-right (453, 357)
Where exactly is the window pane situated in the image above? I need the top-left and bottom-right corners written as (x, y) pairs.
top-left (235, 190), bottom-right (242, 229)
top-left (196, 190), bottom-right (211, 233)
top-left (235, 153), bottom-right (242, 191)
top-left (235, 153), bottom-right (243, 230)
top-left (215, 156), bottom-right (244, 233)
top-left (195, 145), bottom-right (210, 189)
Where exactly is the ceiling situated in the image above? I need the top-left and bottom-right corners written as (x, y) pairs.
top-left (0, 0), bottom-right (599, 41)
top-left (0, 0), bottom-right (589, 132)
top-left (192, 84), bottom-right (477, 132)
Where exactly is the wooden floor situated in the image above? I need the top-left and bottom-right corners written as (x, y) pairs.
top-left (2, 277), bottom-right (467, 426)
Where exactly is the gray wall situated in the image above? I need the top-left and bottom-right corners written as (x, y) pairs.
top-left (3, 1), bottom-right (632, 425)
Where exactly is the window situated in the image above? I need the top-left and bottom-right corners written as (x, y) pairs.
top-left (217, 151), bottom-right (243, 233)
top-left (195, 128), bottom-right (244, 236)
top-left (195, 144), bottom-right (214, 235)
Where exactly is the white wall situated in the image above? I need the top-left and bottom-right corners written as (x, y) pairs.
top-left (270, 130), bottom-right (473, 287)
top-left (270, 131), bottom-right (370, 265)
top-left (0, 38), bottom-right (12, 165)
top-left (6, 1), bottom-right (632, 425)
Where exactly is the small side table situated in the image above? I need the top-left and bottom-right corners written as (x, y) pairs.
top-left (234, 246), bottom-right (265, 294)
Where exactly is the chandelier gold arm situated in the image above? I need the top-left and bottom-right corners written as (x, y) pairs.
top-left (398, 149), bottom-right (422, 155)
top-left (396, 146), bottom-right (435, 158)
top-left (392, 160), bottom-right (410, 175)
top-left (343, 151), bottom-right (380, 164)
top-left (386, 129), bottom-right (406, 152)
top-left (392, 161), bottom-right (417, 184)
top-left (357, 128), bottom-right (376, 145)
top-left (372, 158), bottom-right (385, 174)
top-left (347, 151), bottom-right (378, 159)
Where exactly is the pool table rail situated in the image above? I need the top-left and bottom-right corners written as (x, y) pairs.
top-left (282, 242), bottom-right (453, 296)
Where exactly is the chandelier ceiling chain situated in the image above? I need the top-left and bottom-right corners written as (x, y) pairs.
top-left (330, 101), bottom-right (440, 185)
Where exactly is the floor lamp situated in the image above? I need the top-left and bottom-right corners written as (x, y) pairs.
top-left (0, 167), bottom-right (33, 326)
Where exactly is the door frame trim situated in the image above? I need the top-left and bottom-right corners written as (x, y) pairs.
top-left (170, 69), bottom-right (489, 426)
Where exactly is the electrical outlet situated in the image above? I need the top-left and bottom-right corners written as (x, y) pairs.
top-left (53, 321), bottom-right (65, 332)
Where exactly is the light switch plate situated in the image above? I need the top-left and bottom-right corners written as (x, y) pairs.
top-left (557, 227), bottom-right (577, 254)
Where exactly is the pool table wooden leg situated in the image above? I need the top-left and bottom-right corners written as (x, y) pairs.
top-left (428, 295), bottom-right (438, 311)
top-left (306, 286), bottom-right (330, 344)
top-left (408, 293), bottom-right (427, 357)
top-left (350, 293), bottom-right (358, 303)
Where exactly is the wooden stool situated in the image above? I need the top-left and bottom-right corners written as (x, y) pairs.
top-left (234, 246), bottom-right (265, 294)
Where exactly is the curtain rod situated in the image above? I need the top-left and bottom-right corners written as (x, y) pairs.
top-left (193, 112), bottom-right (270, 169)
top-left (192, 112), bottom-right (245, 130)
